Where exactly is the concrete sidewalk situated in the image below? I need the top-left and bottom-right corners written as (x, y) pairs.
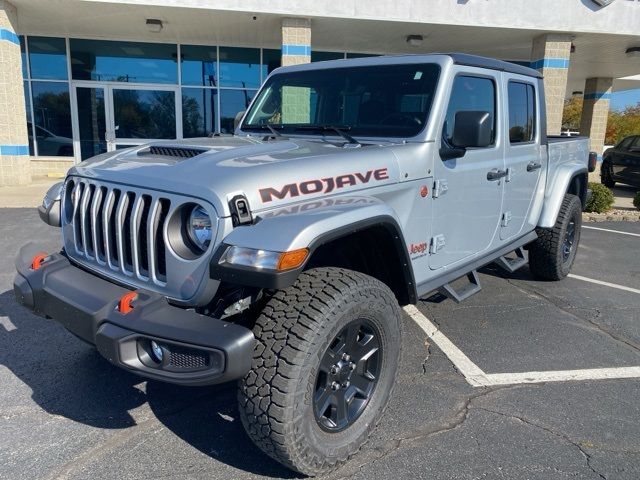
top-left (611, 185), bottom-right (638, 211)
top-left (0, 178), bottom-right (59, 208)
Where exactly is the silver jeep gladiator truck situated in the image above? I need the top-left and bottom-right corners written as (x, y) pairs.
top-left (15, 54), bottom-right (596, 475)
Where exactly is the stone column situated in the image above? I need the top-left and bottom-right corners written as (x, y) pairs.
top-left (531, 34), bottom-right (572, 136)
top-left (0, 0), bottom-right (30, 186)
top-left (281, 18), bottom-right (311, 67)
top-left (281, 18), bottom-right (311, 124)
top-left (580, 78), bottom-right (613, 180)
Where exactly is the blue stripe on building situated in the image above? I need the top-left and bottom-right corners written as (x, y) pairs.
top-left (0, 28), bottom-right (20, 46)
top-left (0, 145), bottom-right (30, 156)
top-left (530, 58), bottom-right (570, 70)
top-left (584, 92), bottom-right (611, 101)
top-left (282, 44), bottom-right (311, 56)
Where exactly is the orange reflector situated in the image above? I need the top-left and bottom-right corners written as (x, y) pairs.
top-left (118, 291), bottom-right (138, 314)
top-left (31, 252), bottom-right (49, 270)
top-left (277, 248), bottom-right (309, 271)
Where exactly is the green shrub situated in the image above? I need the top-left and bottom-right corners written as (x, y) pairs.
top-left (634, 191), bottom-right (640, 211)
top-left (585, 182), bottom-right (614, 213)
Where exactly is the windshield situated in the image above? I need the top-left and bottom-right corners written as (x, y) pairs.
top-left (242, 63), bottom-right (440, 138)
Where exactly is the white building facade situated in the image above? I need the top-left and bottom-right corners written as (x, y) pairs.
top-left (1, 0), bottom-right (640, 185)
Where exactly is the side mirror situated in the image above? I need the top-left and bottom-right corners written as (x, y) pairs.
top-left (451, 111), bottom-right (493, 148)
top-left (234, 110), bottom-right (246, 131)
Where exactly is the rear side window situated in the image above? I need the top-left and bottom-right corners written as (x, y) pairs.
top-left (617, 137), bottom-right (634, 151)
top-left (443, 75), bottom-right (496, 146)
top-left (508, 81), bottom-right (536, 143)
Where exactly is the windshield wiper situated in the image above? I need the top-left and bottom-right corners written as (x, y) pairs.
top-left (295, 125), bottom-right (360, 145)
top-left (243, 124), bottom-right (284, 137)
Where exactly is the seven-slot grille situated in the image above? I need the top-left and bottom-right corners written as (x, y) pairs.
top-left (65, 178), bottom-right (170, 285)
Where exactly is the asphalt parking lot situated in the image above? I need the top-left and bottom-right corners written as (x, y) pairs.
top-left (1, 208), bottom-right (639, 480)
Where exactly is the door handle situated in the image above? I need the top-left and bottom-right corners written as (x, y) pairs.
top-left (527, 162), bottom-right (542, 172)
top-left (487, 169), bottom-right (508, 181)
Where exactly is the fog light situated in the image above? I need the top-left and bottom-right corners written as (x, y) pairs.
top-left (150, 341), bottom-right (164, 363)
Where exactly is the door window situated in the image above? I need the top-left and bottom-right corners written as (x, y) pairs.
top-left (507, 82), bottom-right (536, 143)
top-left (112, 89), bottom-right (176, 139)
top-left (443, 75), bottom-right (496, 146)
top-left (617, 137), bottom-right (634, 151)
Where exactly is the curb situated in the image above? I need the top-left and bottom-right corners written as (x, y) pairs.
top-left (583, 213), bottom-right (640, 222)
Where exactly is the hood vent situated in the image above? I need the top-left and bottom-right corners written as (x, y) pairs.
top-left (139, 145), bottom-right (207, 159)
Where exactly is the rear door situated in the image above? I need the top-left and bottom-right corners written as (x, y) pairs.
top-left (611, 136), bottom-right (634, 180)
top-left (623, 136), bottom-right (640, 186)
top-left (500, 76), bottom-right (543, 240)
top-left (429, 68), bottom-right (505, 270)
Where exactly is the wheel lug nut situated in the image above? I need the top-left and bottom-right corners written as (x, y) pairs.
top-left (330, 366), bottom-right (338, 375)
top-left (349, 362), bottom-right (356, 371)
top-left (331, 381), bottom-right (340, 391)
top-left (342, 381), bottom-right (350, 389)
top-left (342, 354), bottom-right (350, 361)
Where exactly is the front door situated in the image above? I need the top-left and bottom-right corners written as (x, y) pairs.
top-left (73, 84), bottom-right (180, 161)
top-left (500, 76), bottom-right (544, 240)
top-left (429, 69), bottom-right (505, 270)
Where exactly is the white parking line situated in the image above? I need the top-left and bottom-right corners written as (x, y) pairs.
top-left (403, 305), bottom-right (640, 387)
top-left (583, 226), bottom-right (640, 237)
top-left (568, 274), bottom-right (640, 295)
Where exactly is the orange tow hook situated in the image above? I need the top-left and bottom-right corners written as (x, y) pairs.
top-left (31, 252), bottom-right (49, 271)
top-left (118, 291), bottom-right (138, 314)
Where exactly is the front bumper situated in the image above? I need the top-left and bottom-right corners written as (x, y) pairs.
top-left (13, 244), bottom-right (255, 386)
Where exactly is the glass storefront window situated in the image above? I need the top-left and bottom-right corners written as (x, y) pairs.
top-left (182, 88), bottom-right (217, 137)
top-left (23, 81), bottom-right (35, 156)
top-left (76, 86), bottom-right (107, 160)
top-left (181, 45), bottom-right (217, 86)
top-left (113, 89), bottom-right (176, 139)
top-left (262, 49), bottom-right (281, 80)
top-left (219, 47), bottom-right (260, 88)
top-left (19, 36), bottom-right (28, 79)
top-left (312, 51), bottom-right (344, 62)
top-left (220, 89), bottom-right (256, 133)
top-left (28, 37), bottom-right (68, 80)
top-left (346, 53), bottom-right (379, 59)
top-left (31, 81), bottom-right (73, 157)
top-left (70, 39), bottom-right (177, 84)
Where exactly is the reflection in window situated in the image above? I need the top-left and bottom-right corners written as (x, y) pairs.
top-left (181, 45), bottom-right (217, 86)
top-left (113, 89), bottom-right (176, 139)
top-left (219, 47), bottom-right (260, 88)
top-left (261, 49), bottom-right (281, 80)
top-left (444, 76), bottom-right (496, 145)
top-left (70, 39), bottom-right (177, 84)
top-left (346, 52), bottom-right (379, 59)
top-left (24, 81), bottom-right (34, 155)
top-left (19, 36), bottom-right (28, 79)
top-left (31, 81), bottom-right (73, 157)
top-left (312, 51), bottom-right (344, 62)
top-left (182, 88), bottom-right (217, 137)
top-left (508, 82), bottom-right (536, 143)
top-left (220, 89), bottom-right (256, 133)
top-left (28, 37), bottom-right (68, 80)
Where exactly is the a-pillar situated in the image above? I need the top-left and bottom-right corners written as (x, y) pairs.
top-left (531, 34), bottom-right (572, 135)
top-left (0, 0), bottom-right (30, 186)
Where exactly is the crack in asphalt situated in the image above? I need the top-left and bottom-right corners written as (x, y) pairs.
top-left (475, 407), bottom-right (607, 480)
top-left (333, 385), bottom-right (522, 480)
top-left (505, 278), bottom-right (640, 355)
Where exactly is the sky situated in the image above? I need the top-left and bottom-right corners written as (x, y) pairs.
top-left (611, 88), bottom-right (640, 111)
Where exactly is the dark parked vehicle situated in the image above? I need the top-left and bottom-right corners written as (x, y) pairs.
top-left (601, 135), bottom-right (640, 188)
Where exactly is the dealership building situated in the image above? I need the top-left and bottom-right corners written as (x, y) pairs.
top-left (1, 0), bottom-right (640, 185)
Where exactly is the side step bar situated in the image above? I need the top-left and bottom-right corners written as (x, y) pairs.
top-left (438, 270), bottom-right (481, 303)
top-left (494, 247), bottom-right (527, 273)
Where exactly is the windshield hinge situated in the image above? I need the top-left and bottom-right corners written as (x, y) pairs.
top-left (433, 179), bottom-right (449, 198)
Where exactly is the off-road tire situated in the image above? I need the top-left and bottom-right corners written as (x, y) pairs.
top-left (601, 162), bottom-right (615, 188)
top-left (529, 193), bottom-right (582, 281)
top-left (238, 267), bottom-right (402, 476)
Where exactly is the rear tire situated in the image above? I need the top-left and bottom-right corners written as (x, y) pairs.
top-left (238, 267), bottom-right (401, 476)
top-left (529, 194), bottom-right (582, 281)
top-left (601, 162), bottom-right (615, 188)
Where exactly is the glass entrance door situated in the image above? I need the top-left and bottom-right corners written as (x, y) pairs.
top-left (73, 83), bottom-right (179, 161)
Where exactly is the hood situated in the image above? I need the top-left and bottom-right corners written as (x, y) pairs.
top-left (70, 136), bottom-right (401, 217)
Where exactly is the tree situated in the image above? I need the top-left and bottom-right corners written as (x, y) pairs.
top-left (562, 96), bottom-right (583, 131)
top-left (606, 103), bottom-right (640, 145)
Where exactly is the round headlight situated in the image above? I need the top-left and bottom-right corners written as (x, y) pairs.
top-left (187, 205), bottom-right (213, 252)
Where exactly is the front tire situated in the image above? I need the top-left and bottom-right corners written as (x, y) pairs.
top-left (601, 162), bottom-right (615, 188)
top-left (238, 267), bottom-right (401, 476)
top-left (529, 194), bottom-right (582, 281)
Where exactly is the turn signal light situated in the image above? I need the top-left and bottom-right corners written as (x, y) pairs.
top-left (277, 248), bottom-right (309, 271)
top-left (31, 252), bottom-right (49, 270)
top-left (118, 291), bottom-right (138, 314)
